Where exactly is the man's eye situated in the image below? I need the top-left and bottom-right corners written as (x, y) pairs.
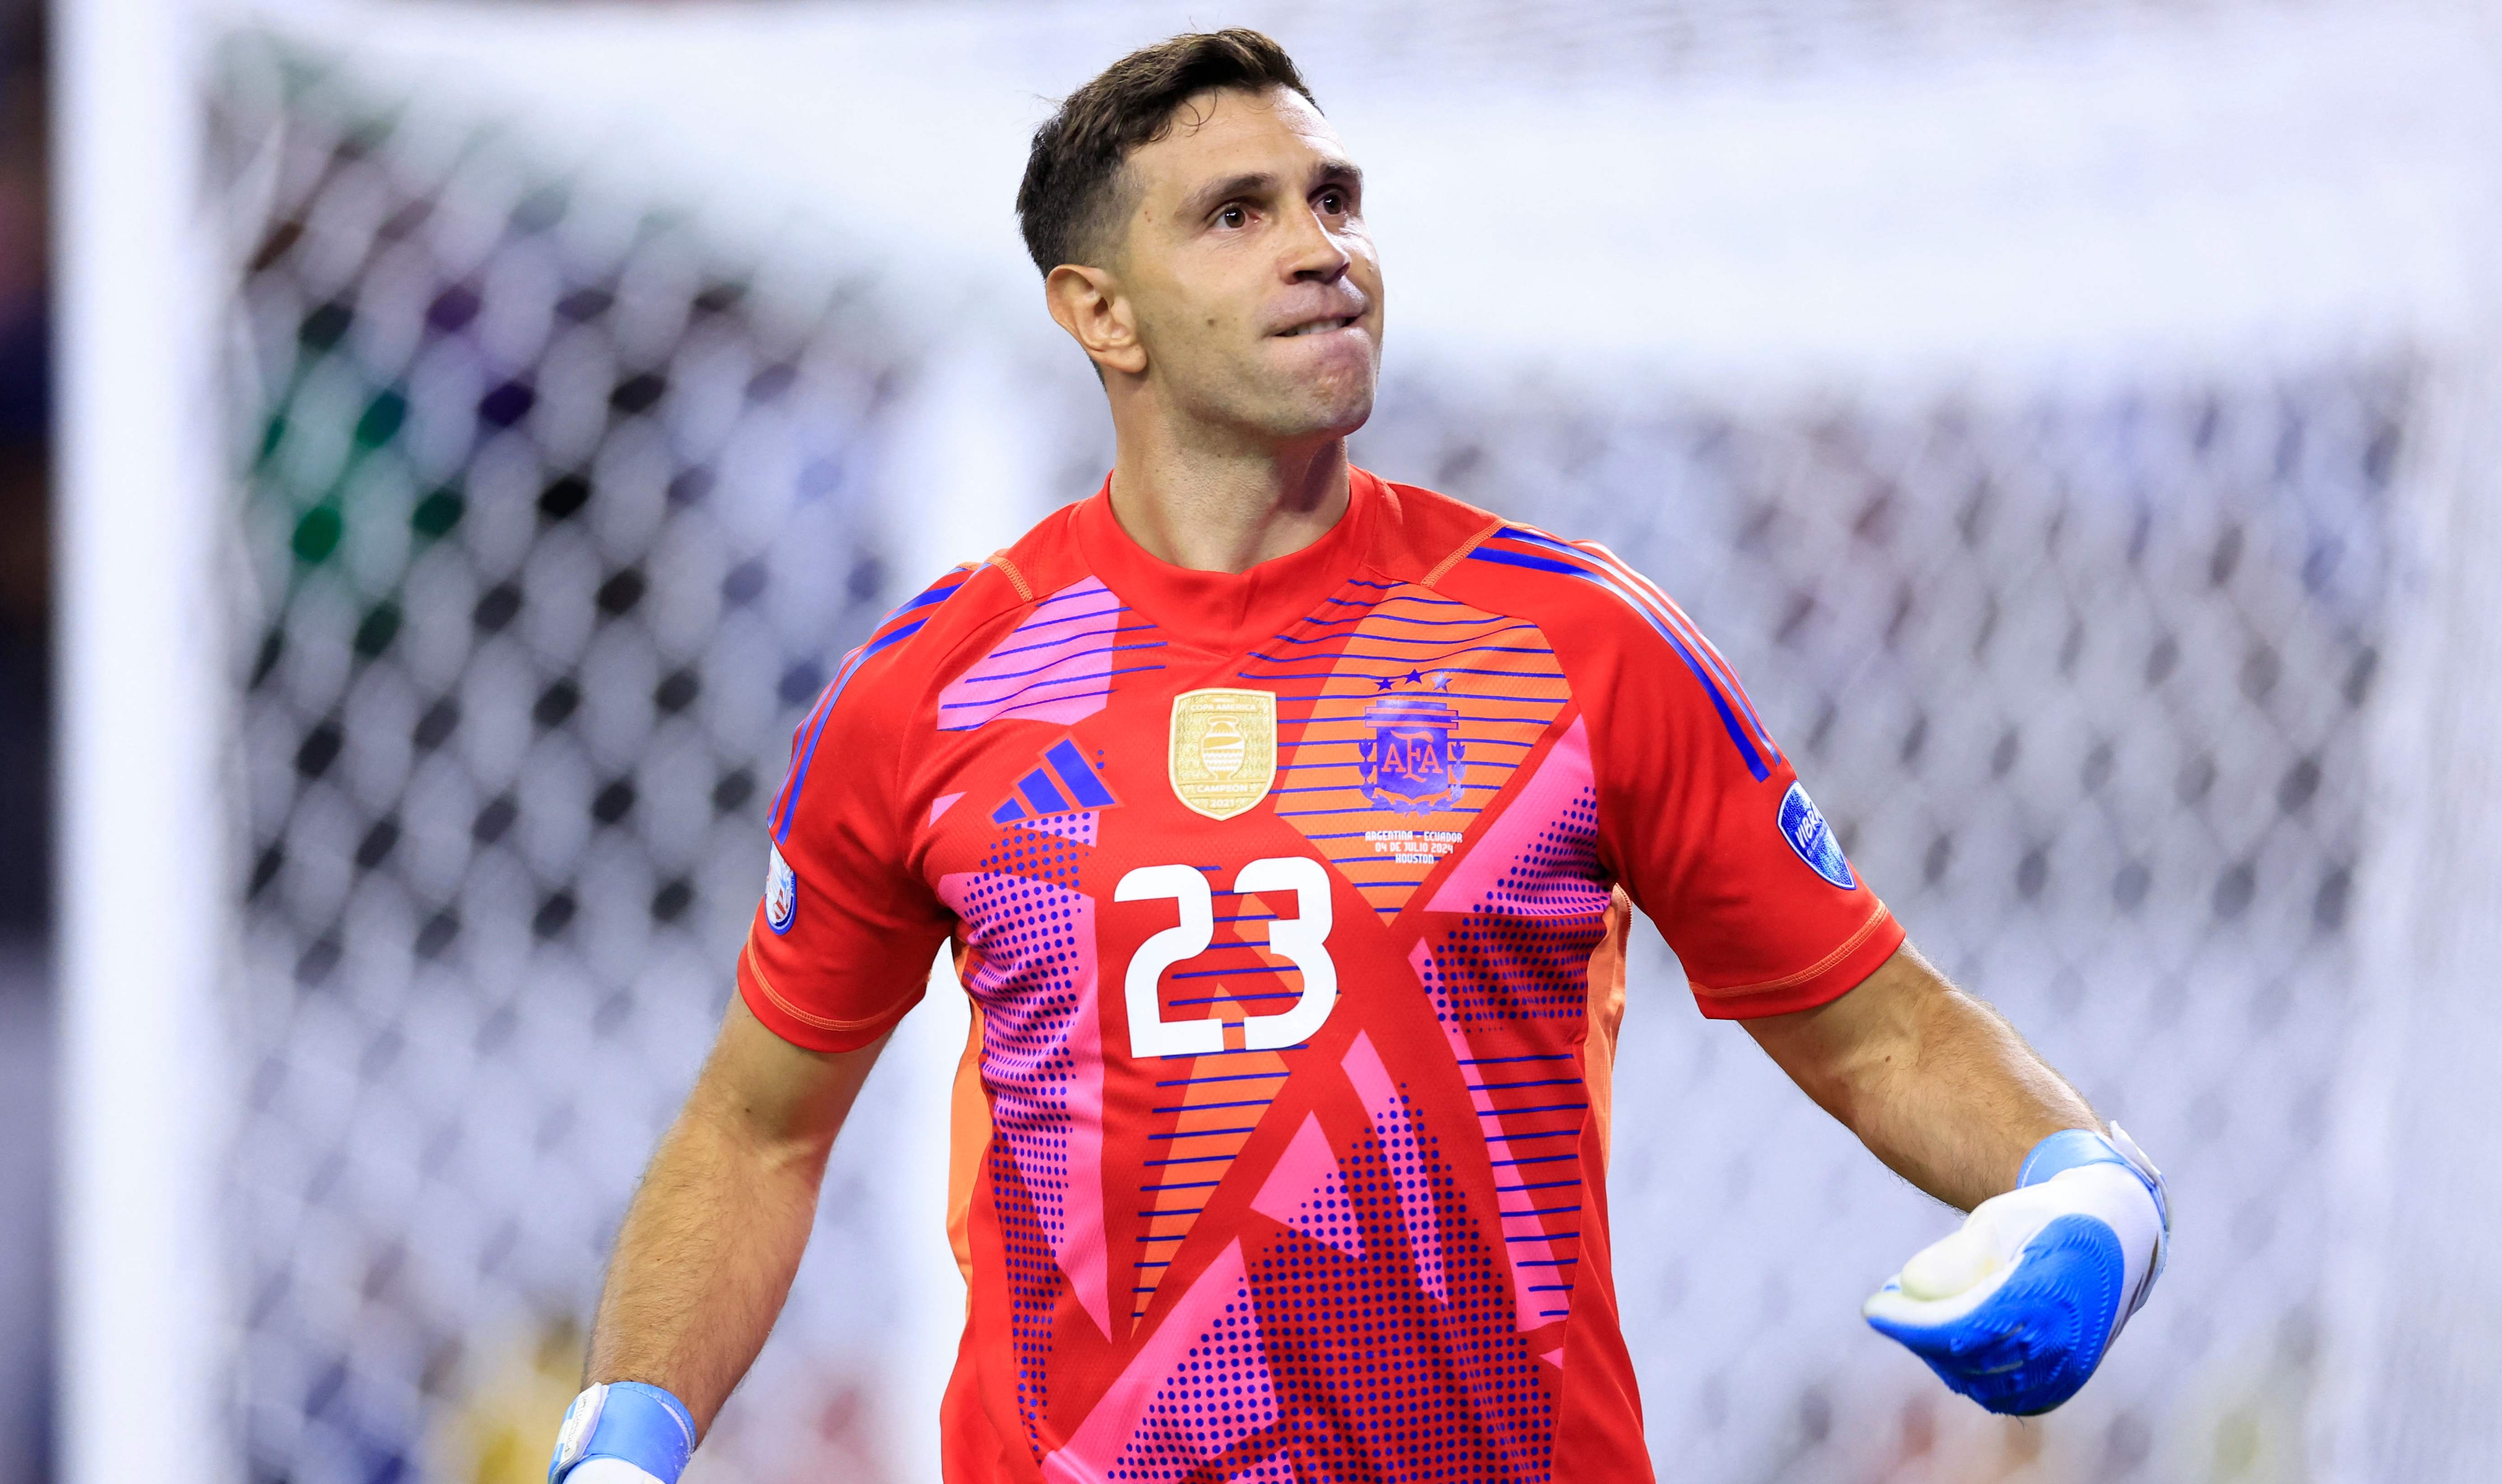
top-left (1217, 205), bottom-right (1246, 229)
top-left (1318, 191), bottom-right (1345, 215)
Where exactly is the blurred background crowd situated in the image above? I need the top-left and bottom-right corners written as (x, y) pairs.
top-left (20, 2), bottom-right (2502, 1484)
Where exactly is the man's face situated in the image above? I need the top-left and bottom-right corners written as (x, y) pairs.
top-left (1111, 87), bottom-right (1383, 444)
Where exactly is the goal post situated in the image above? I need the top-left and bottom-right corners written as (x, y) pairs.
top-left (54, 0), bottom-right (231, 1482)
top-left (2317, 312), bottom-right (2502, 1484)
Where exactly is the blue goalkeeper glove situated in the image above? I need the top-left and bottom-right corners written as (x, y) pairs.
top-left (1863, 1124), bottom-right (2169, 1416)
top-left (547, 1381), bottom-right (696, 1484)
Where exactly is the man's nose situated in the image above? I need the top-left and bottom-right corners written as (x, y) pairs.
top-left (1282, 205), bottom-right (1351, 283)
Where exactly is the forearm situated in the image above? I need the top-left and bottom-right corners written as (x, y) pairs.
top-left (1749, 946), bottom-right (2098, 1211)
top-left (1831, 986), bottom-right (2093, 1210)
top-left (585, 1097), bottom-right (829, 1433)
top-left (1748, 949), bottom-right (2163, 1416)
top-left (581, 999), bottom-right (883, 1438)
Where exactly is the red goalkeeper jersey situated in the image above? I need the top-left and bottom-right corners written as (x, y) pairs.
top-left (739, 469), bottom-right (1901, 1483)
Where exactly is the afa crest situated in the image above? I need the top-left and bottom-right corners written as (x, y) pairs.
top-left (1168, 688), bottom-right (1277, 820)
top-left (1357, 696), bottom-right (1467, 815)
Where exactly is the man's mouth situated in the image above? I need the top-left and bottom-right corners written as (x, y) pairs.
top-left (1278, 315), bottom-right (1359, 338)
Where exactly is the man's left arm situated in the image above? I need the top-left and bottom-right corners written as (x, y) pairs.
top-left (1744, 942), bottom-right (2170, 1416)
top-left (1535, 544), bottom-right (2168, 1418)
top-left (1741, 941), bottom-right (2093, 1211)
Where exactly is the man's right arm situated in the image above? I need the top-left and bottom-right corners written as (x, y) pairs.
top-left (554, 569), bottom-right (976, 1480)
top-left (581, 992), bottom-right (887, 1438)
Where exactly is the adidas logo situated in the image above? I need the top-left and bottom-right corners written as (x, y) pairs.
top-left (991, 739), bottom-right (1118, 824)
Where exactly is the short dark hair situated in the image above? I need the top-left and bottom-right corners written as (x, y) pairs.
top-left (1015, 29), bottom-right (1318, 276)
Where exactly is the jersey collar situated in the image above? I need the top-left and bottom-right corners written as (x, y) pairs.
top-left (1074, 466), bottom-right (1381, 655)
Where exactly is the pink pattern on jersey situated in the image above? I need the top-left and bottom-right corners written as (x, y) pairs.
top-left (1423, 937), bottom-right (1582, 1337)
top-left (1251, 1113), bottom-right (1364, 1259)
top-left (1041, 1240), bottom-right (1274, 1483)
top-left (940, 869), bottom-right (1111, 1340)
top-left (1059, 949), bottom-right (1110, 1338)
top-left (1018, 811), bottom-right (1097, 846)
top-left (1426, 717), bottom-right (1598, 917)
top-left (929, 792), bottom-right (963, 824)
top-left (938, 577), bottom-right (1128, 730)
top-left (1342, 1032), bottom-right (1449, 1303)
top-left (1417, 716), bottom-right (1609, 1029)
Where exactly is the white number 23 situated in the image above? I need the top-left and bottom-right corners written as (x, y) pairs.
top-left (1114, 857), bottom-right (1338, 1058)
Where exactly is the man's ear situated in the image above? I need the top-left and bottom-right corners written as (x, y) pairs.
top-left (1044, 262), bottom-right (1148, 378)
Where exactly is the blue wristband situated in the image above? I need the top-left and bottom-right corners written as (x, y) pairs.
top-left (2020, 1127), bottom-right (2165, 1210)
top-left (2017, 1124), bottom-right (2170, 1302)
top-left (2018, 1128), bottom-right (2134, 1187)
top-left (548, 1381), bottom-right (696, 1484)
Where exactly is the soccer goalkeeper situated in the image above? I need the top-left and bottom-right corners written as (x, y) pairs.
top-left (549, 29), bottom-right (2168, 1484)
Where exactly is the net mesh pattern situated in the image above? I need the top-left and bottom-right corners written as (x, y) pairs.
top-left (219, 39), bottom-right (919, 1484)
top-left (217, 27), bottom-right (2409, 1484)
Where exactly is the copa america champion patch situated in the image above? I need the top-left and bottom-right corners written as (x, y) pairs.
top-left (1777, 781), bottom-right (1857, 889)
top-left (765, 843), bottom-right (799, 934)
top-left (1168, 687), bottom-right (1277, 821)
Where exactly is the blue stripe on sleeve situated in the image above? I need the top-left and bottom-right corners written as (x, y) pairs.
top-left (771, 564), bottom-right (973, 840)
top-left (1468, 545), bottom-right (1771, 781)
top-left (1494, 526), bottom-right (1786, 765)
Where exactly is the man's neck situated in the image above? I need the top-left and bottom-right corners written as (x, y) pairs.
top-left (1104, 433), bottom-right (1352, 575)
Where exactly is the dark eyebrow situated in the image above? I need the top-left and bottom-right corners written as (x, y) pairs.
top-left (1311, 158), bottom-right (1363, 195)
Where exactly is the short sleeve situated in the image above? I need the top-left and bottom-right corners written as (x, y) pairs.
top-left (737, 671), bottom-right (955, 1052)
top-left (1587, 573), bottom-right (1902, 1019)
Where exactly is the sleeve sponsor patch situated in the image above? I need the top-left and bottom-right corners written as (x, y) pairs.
top-left (765, 843), bottom-right (799, 934)
top-left (1777, 781), bottom-right (1857, 890)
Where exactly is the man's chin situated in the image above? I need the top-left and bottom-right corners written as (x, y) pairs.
top-left (1270, 388), bottom-right (1375, 445)
top-left (1271, 361), bottom-right (1379, 442)
top-left (1317, 394), bottom-right (1376, 441)
top-left (1186, 356), bottom-right (1377, 446)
